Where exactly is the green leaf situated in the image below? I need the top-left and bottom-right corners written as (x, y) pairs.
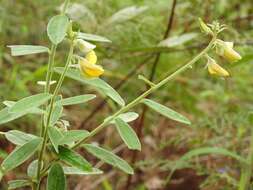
top-left (58, 146), bottom-right (92, 172)
top-left (168, 147), bottom-right (248, 182)
top-left (1, 138), bottom-right (42, 172)
top-left (9, 93), bottom-right (52, 113)
top-left (47, 15), bottom-right (69, 45)
top-left (59, 130), bottom-right (90, 145)
top-left (48, 104), bottom-right (63, 126)
top-left (63, 167), bottom-right (103, 175)
top-left (3, 101), bottom-right (44, 115)
top-left (5, 130), bottom-right (39, 146)
top-left (109, 112), bottom-right (139, 124)
top-left (142, 99), bottom-right (191, 125)
top-left (77, 32), bottom-right (111, 43)
top-left (8, 180), bottom-right (31, 189)
top-left (27, 160), bottom-right (42, 179)
top-left (158, 33), bottom-right (198, 47)
top-left (7, 45), bottom-right (49, 56)
top-left (57, 94), bottom-right (96, 106)
top-left (106, 6), bottom-right (148, 25)
top-left (54, 67), bottom-right (125, 106)
top-left (48, 127), bottom-right (63, 153)
top-left (83, 144), bottom-right (133, 174)
top-left (47, 163), bottom-right (66, 190)
top-left (115, 118), bottom-right (141, 151)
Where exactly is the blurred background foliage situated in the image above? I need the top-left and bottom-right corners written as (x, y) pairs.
top-left (0, 0), bottom-right (253, 189)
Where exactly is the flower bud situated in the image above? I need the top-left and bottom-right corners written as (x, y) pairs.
top-left (85, 50), bottom-right (97, 65)
top-left (79, 58), bottom-right (104, 78)
top-left (76, 39), bottom-right (96, 53)
top-left (198, 18), bottom-right (213, 35)
top-left (206, 56), bottom-right (229, 77)
top-left (216, 40), bottom-right (242, 62)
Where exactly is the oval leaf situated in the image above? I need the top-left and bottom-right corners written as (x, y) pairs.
top-left (83, 144), bottom-right (133, 174)
top-left (115, 118), bottom-right (141, 150)
top-left (47, 163), bottom-right (66, 190)
top-left (47, 15), bottom-right (69, 45)
top-left (27, 160), bottom-right (43, 179)
top-left (1, 138), bottom-right (42, 172)
top-left (142, 99), bottom-right (191, 125)
top-left (109, 112), bottom-right (139, 124)
top-left (48, 127), bottom-right (63, 153)
top-left (58, 146), bottom-right (92, 172)
top-left (57, 94), bottom-right (96, 106)
top-left (9, 93), bottom-right (52, 113)
top-left (8, 45), bottom-right (49, 56)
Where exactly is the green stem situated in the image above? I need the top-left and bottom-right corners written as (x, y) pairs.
top-left (72, 36), bottom-right (216, 150)
top-left (238, 128), bottom-right (253, 190)
top-left (35, 42), bottom-right (74, 190)
top-left (62, 0), bottom-right (70, 13)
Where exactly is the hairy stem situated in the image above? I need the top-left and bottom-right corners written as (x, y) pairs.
top-left (35, 42), bottom-right (74, 190)
top-left (72, 36), bottom-right (216, 150)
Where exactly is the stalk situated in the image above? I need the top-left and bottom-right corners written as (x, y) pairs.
top-left (238, 128), bottom-right (253, 190)
top-left (72, 36), bottom-right (216, 150)
top-left (35, 42), bottom-right (74, 190)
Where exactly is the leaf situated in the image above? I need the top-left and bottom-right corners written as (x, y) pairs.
top-left (168, 147), bottom-right (248, 182)
top-left (27, 160), bottom-right (43, 179)
top-left (54, 67), bottom-right (125, 106)
top-left (63, 167), bottom-right (103, 175)
top-left (106, 6), bottom-right (148, 25)
top-left (109, 112), bottom-right (139, 124)
top-left (142, 99), bottom-right (191, 125)
top-left (83, 144), bottom-right (133, 174)
top-left (9, 93), bottom-right (52, 113)
top-left (47, 14), bottom-right (69, 45)
top-left (58, 146), bottom-right (92, 172)
top-left (115, 118), bottom-right (141, 151)
top-left (5, 130), bottom-right (39, 146)
top-left (1, 138), bottom-right (42, 172)
top-left (57, 94), bottom-right (96, 106)
top-left (47, 163), bottom-right (66, 190)
top-left (8, 180), bottom-right (31, 189)
top-left (48, 127), bottom-right (63, 153)
top-left (7, 45), bottom-right (49, 56)
top-left (59, 130), bottom-right (90, 145)
top-left (3, 101), bottom-right (44, 115)
top-left (77, 32), bottom-right (111, 43)
top-left (49, 104), bottom-right (63, 126)
top-left (158, 33), bottom-right (198, 47)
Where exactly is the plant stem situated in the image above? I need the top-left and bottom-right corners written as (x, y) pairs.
top-left (62, 0), bottom-right (70, 13)
top-left (35, 42), bottom-right (74, 190)
top-left (238, 128), bottom-right (253, 190)
top-left (72, 36), bottom-right (216, 150)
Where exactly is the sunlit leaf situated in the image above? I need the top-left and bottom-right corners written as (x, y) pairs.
top-left (8, 180), bottom-right (31, 190)
top-left (27, 160), bottom-right (42, 179)
top-left (57, 94), bottom-right (96, 106)
top-left (59, 130), bottom-right (90, 145)
top-left (63, 167), bottom-right (103, 175)
top-left (5, 130), bottom-right (39, 146)
top-left (48, 127), bottom-right (63, 153)
top-left (158, 33), bottom-right (198, 47)
top-left (109, 112), bottom-right (139, 124)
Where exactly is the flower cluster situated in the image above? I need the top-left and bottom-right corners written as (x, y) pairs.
top-left (199, 19), bottom-right (242, 77)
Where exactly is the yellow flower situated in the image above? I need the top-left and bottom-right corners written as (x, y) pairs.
top-left (206, 56), bottom-right (229, 77)
top-left (79, 58), bottom-right (104, 78)
top-left (85, 50), bottom-right (97, 65)
top-left (216, 40), bottom-right (242, 62)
